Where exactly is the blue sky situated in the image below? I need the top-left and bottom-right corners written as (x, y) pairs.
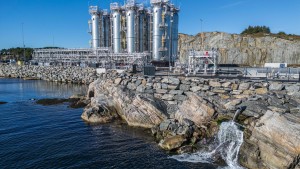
top-left (0, 0), bottom-right (299, 49)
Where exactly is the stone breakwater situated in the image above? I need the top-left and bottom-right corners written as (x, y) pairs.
top-left (83, 71), bottom-right (300, 169)
top-left (0, 65), bottom-right (97, 85)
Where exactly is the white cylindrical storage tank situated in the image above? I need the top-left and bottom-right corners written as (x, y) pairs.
top-left (152, 5), bottom-right (163, 61)
top-left (91, 10), bottom-right (100, 49)
top-left (172, 11), bottom-right (179, 60)
top-left (112, 10), bottom-right (121, 53)
top-left (126, 8), bottom-right (136, 53)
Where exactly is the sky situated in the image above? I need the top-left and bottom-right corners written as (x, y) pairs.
top-left (0, 0), bottom-right (299, 49)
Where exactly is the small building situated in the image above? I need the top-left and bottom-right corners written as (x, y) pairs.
top-left (264, 63), bottom-right (287, 68)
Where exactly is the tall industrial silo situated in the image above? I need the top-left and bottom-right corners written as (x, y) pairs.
top-left (147, 8), bottom-right (153, 54)
top-left (136, 4), bottom-right (149, 53)
top-left (111, 3), bottom-right (121, 53)
top-left (151, 0), bottom-right (163, 61)
top-left (171, 7), bottom-right (179, 61)
top-left (102, 10), bottom-right (111, 47)
top-left (126, 0), bottom-right (136, 53)
top-left (89, 6), bottom-right (100, 49)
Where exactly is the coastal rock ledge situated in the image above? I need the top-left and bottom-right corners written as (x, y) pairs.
top-left (82, 70), bottom-right (300, 169)
top-left (239, 110), bottom-right (300, 169)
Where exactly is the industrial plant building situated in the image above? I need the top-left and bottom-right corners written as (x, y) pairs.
top-left (32, 0), bottom-right (180, 68)
top-left (29, 0), bottom-right (298, 79)
top-left (89, 0), bottom-right (179, 61)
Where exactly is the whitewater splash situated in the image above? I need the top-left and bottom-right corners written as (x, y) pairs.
top-left (170, 122), bottom-right (244, 169)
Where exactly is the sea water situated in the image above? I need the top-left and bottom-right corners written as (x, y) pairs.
top-left (0, 78), bottom-right (216, 169)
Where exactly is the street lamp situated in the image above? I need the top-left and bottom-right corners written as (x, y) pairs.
top-left (169, 18), bottom-right (174, 72)
top-left (200, 19), bottom-right (204, 50)
top-left (22, 23), bottom-right (25, 61)
top-left (200, 19), bottom-right (203, 33)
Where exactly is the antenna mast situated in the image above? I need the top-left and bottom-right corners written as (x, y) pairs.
top-left (22, 23), bottom-right (25, 61)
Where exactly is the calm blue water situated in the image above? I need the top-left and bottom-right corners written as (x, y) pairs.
top-left (0, 78), bottom-right (216, 169)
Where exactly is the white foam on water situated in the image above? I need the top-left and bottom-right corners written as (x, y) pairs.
top-left (170, 122), bottom-right (244, 169)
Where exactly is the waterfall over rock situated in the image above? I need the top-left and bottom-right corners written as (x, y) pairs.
top-left (171, 122), bottom-right (244, 169)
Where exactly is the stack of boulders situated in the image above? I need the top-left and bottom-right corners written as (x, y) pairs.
top-left (81, 70), bottom-right (300, 169)
top-left (0, 65), bottom-right (97, 85)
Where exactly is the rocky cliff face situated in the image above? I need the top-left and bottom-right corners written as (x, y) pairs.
top-left (178, 32), bottom-right (300, 66)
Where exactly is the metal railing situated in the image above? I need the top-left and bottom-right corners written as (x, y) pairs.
top-left (243, 67), bottom-right (300, 81)
top-left (31, 48), bottom-right (150, 69)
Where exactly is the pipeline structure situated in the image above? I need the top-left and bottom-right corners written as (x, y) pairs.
top-left (32, 0), bottom-right (180, 68)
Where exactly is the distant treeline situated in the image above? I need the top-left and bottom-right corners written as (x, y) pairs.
top-left (241, 25), bottom-right (300, 41)
top-left (242, 26), bottom-right (271, 34)
top-left (0, 47), bottom-right (62, 61)
top-left (0, 48), bottom-right (34, 61)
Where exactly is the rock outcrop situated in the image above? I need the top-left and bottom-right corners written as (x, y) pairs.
top-left (158, 135), bottom-right (187, 151)
top-left (178, 32), bottom-right (300, 66)
top-left (175, 92), bottom-right (215, 127)
top-left (82, 70), bottom-right (300, 168)
top-left (81, 94), bottom-right (118, 123)
top-left (239, 111), bottom-right (300, 169)
top-left (84, 77), bottom-right (168, 128)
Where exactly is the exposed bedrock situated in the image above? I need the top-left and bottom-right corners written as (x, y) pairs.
top-left (179, 32), bottom-right (300, 66)
top-left (84, 78), bottom-right (168, 128)
top-left (175, 92), bottom-right (215, 127)
top-left (239, 111), bottom-right (300, 169)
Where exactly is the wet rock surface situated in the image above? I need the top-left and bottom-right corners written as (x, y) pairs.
top-left (81, 95), bottom-right (118, 124)
top-left (36, 97), bottom-right (89, 109)
top-left (36, 98), bottom-right (69, 106)
top-left (69, 99), bottom-right (89, 109)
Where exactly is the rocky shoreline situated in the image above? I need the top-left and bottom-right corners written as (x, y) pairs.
top-left (0, 65), bottom-right (97, 85)
top-left (83, 70), bottom-right (300, 169)
top-left (1, 64), bottom-right (299, 168)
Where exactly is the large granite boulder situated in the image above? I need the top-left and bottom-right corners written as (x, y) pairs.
top-left (239, 111), bottom-right (300, 169)
top-left (239, 100), bottom-right (269, 118)
top-left (159, 135), bottom-right (187, 151)
top-left (81, 95), bottom-right (118, 123)
top-left (269, 82), bottom-right (284, 91)
top-left (120, 94), bottom-right (168, 128)
top-left (85, 79), bottom-right (168, 128)
top-left (175, 93), bottom-right (215, 127)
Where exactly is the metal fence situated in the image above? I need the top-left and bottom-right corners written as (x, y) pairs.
top-left (243, 67), bottom-right (300, 80)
